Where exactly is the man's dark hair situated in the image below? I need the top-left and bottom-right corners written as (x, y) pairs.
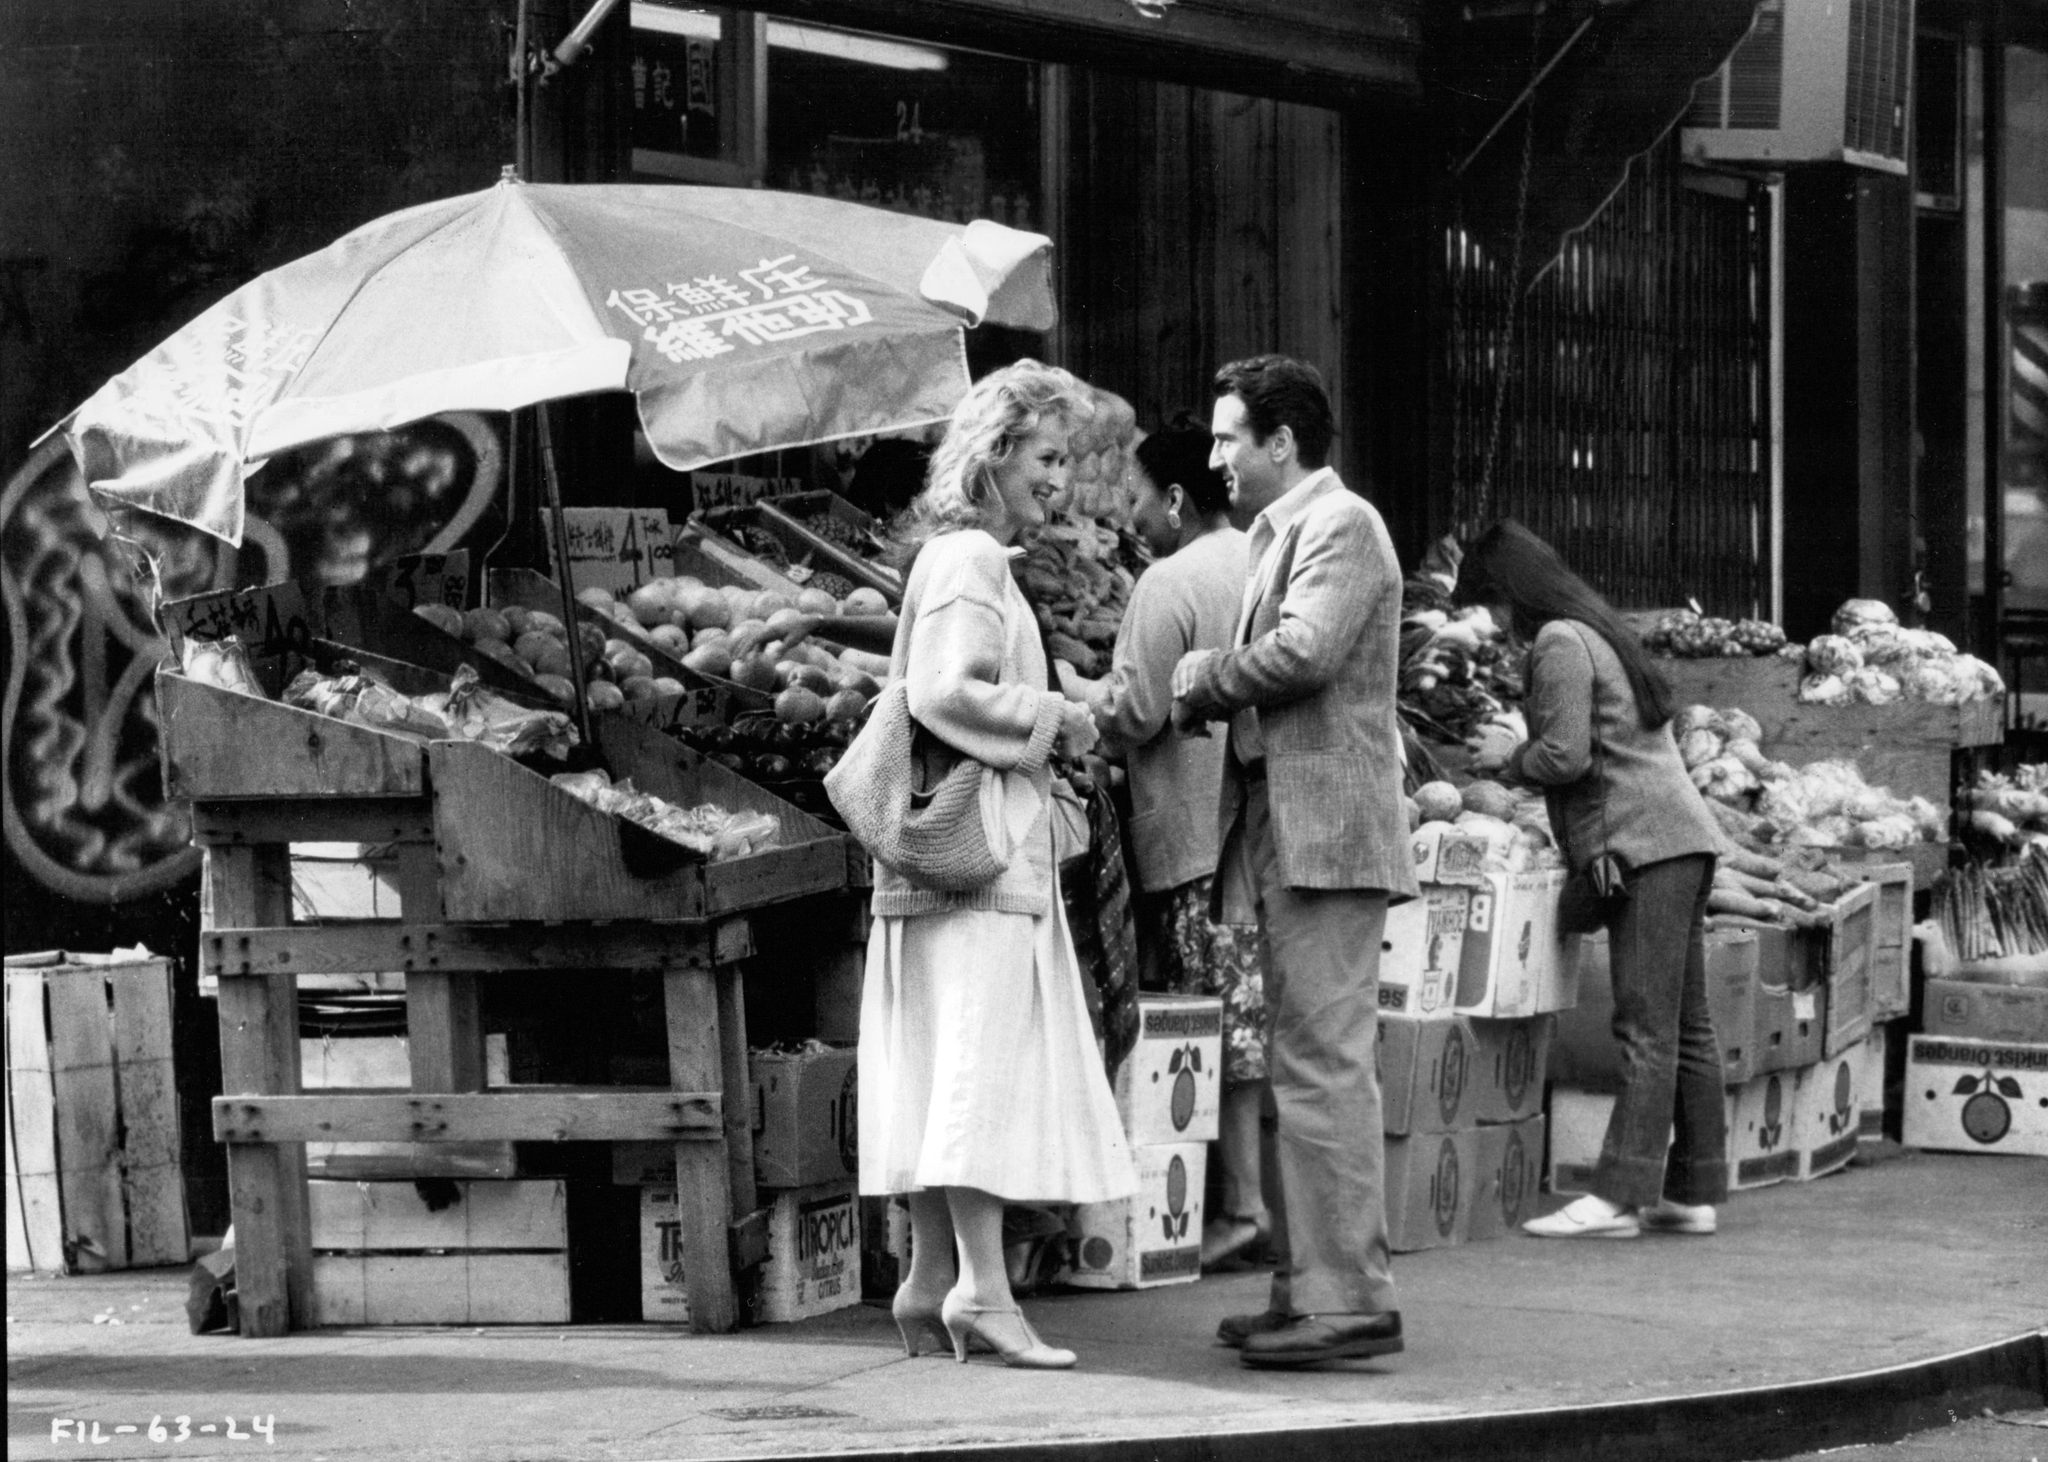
top-left (1212, 355), bottom-right (1335, 469)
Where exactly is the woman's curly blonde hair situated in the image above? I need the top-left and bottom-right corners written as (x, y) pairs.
top-left (892, 359), bottom-right (1090, 552)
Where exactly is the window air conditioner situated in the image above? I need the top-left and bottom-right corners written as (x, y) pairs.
top-left (1682, 0), bottom-right (1914, 176)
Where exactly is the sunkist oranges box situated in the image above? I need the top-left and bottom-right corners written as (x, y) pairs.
top-left (1062, 1142), bottom-right (1207, 1289)
top-left (1902, 1035), bottom-right (2048, 1157)
top-left (1114, 996), bottom-right (1222, 1147)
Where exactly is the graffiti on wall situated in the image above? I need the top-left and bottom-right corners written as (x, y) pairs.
top-left (1, 414), bottom-right (504, 906)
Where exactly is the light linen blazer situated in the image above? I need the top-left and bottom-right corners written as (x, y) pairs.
top-left (1182, 472), bottom-right (1418, 899)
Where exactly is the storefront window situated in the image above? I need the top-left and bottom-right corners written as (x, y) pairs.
top-left (629, 5), bottom-right (761, 184)
top-left (764, 25), bottom-right (1042, 230)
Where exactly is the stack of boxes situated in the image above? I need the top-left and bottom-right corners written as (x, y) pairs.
top-left (1062, 994), bottom-right (1223, 1289)
top-left (631, 1042), bottom-right (864, 1324)
top-left (1547, 862), bottom-right (1912, 1198)
top-left (1904, 956), bottom-right (2048, 1159)
top-left (1376, 825), bottom-right (1575, 1250)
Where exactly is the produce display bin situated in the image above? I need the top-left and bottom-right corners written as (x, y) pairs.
top-left (1656, 657), bottom-right (2003, 805)
top-left (160, 669), bottom-right (429, 801)
top-left (431, 726), bottom-right (847, 923)
top-left (704, 492), bottom-right (901, 604)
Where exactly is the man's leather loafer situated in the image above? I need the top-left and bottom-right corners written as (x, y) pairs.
top-left (1240, 1311), bottom-right (1403, 1368)
top-left (1215, 1310), bottom-right (1291, 1348)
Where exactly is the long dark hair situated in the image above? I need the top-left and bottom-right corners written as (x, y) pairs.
top-left (1466, 520), bottom-right (1674, 730)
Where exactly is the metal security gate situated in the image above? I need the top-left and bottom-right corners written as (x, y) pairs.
top-left (1443, 140), bottom-right (1773, 616)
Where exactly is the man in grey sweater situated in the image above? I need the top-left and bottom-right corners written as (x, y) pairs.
top-left (1171, 355), bottom-right (1418, 1368)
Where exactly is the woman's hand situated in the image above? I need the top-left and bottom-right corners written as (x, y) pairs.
top-left (1056, 696), bottom-right (1100, 759)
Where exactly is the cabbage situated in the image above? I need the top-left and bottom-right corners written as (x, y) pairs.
top-left (1845, 667), bottom-right (1902, 704)
top-left (1679, 727), bottom-right (1728, 769)
top-left (1854, 814), bottom-right (1917, 850)
top-left (1831, 598), bottom-right (1898, 636)
top-left (1692, 756), bottom-right (1761, 804)
top-left (1799, 673), bottom-right (1852, 706)
top-left (1673, 704), bottom-right (1724, 737)
top-left (1805, 635), bottom-right (1864, 676)
top-left (1721, 707), bottom-right (1763, 743)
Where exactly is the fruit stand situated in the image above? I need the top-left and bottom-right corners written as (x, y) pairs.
top-left (161, 581), bottom-right (851, 1336)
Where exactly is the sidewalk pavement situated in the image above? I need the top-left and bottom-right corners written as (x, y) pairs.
top-left (7, 1149), bottom-right (2045, 1462)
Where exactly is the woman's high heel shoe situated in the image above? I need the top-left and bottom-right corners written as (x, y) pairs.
top-left (940, 1290), bottom-right (1076, 1370)
top-left (891, 1289), bottom-right (953, 1358)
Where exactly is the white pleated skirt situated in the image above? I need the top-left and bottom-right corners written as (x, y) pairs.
top-left (858, 886), bottom-right (1137, 1205)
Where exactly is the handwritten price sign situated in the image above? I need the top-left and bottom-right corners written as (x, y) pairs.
top-left (551, 508), bottom-right (674, 594)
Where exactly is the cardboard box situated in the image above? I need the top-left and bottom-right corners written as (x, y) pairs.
top-left (1114, 997), bottom-right (1223, 1146)
top-left (1544, 929), bottom-right (1754, 1092)
top-left (1725, 1071), bottom-right (1801, 1189)
top-left (1921, 980), bottom-right (2048, 1045)
top-left (1820, 883), bottom-right (1878, 1058)
top-left (641, 1185), bottom-right (695, 1323)
top-left (1455, 869), bottom-right (1572, 1018)
top-left (1378, 885), bottom-right (1469, 1018)
top-left (751, 1045), bottom-right (860, 1189)
top-left (1384, 1129), bottom-right (1476, 1252)
top-left (1378, 1015), bottom-right (1475, 1135)
top-left (1543, 1087), bottom-right (1613, 1197)
top-left (1752, 972), bottom-right (1825, 1076)
top-left (1902, 1035), bottom-right (2048, 1157)
top-left (1410, 824), bottom-right (1493, 886)
top-left (615, 1043), bottom-right (858, 1188)
top-left (1467, 1016), bottom-right (1553, 1125)
top-left (1468, 1115), bottom-right (1546, 1240)
top-left (643, 1180), bottom-right (863, 1325)
top-left (1064, 1142), bottom-right (1205, 1289)
top-left (1791, 1048), bottom-right (1865, 1180)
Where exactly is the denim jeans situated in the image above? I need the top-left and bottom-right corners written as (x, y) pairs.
top-left (1592, 853), bottom-right (1730, 1208)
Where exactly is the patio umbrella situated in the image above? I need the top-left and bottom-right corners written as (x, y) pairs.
top-left (62, 172), bottom-right (1057, 546)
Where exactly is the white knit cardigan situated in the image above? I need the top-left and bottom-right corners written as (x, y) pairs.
top-left (868, 530), bottom-right (1066, 917)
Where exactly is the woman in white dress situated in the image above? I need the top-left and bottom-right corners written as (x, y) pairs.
top-left (861, 360), bottom-right (1137, 1370)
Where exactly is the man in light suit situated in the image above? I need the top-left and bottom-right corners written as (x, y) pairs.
top-left (1171, 355), bottom-right (1418, 1368)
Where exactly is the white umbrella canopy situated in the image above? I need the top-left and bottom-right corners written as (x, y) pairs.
top-left (64, 176), bottom-right (1057, 544)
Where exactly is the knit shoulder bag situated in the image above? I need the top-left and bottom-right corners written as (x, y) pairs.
top-left (824, 678), bottom-right (1011, 891)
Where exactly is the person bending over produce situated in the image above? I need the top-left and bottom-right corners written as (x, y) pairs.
top-left (1465, 521), bottom-right (1730, 1241)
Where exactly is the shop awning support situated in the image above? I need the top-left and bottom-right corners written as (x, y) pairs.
top-left (1452, 10), bottom-right (1598, 178)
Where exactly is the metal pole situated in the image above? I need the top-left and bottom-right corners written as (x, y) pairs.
top-left (1981, 7), bottom-right (2007, 659)
top-left (538, 405), bottom-right (595, 748)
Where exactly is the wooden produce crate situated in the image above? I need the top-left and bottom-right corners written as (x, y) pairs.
top-left (159, 669), bottom-right (429, 802)
top-left (1657, 656), bottom-right (2003, 804)
top-left (309, 1178), bottom-right (570, 1325)
top-left (6, 951), bottom-right (188, 1273)
top-left (1817, 881), bottom-right (1879, 1058)
top-left (704, 493), bottom-right (897, 602)
top-left (489, 567), bottom-right (762, 719)
top-left (431, 730), bottom-right (846, 923)
top-left (673, 522), bottom-right (809, 595)
top-left (1833, 861), bottom-right (1914, 1020)
top-left (755, 491), bottom-right (903, 603)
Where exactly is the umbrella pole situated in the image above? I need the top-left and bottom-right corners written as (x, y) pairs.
top-left (537, 404), bottom-right (596, 747)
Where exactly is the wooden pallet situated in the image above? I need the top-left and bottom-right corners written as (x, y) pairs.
top-left (5, 953), bottom-right (188, 1273)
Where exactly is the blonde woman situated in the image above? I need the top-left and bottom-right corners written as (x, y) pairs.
top-left (861, 360), bottom-right (1136, 1370)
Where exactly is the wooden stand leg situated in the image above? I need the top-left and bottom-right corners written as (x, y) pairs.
top-left (716, 967), bottom-right (757, 1219)
top-left (393, 845), bottom-right (484, 1093)
top-left (208, 845), bottom-right (310, 1336)
top-left (664, 966), bottom-right (737, 1332)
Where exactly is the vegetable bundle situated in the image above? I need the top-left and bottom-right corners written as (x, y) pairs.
top-left (1932, 844), bottom-right (2048, 960)
top-left (1957, 765), bottom-right (2048, 850)
top-left (1397, 536), bottom-right (1524, 744)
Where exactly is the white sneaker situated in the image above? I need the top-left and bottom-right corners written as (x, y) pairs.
top-left (1521, 1195), bottom-right (1640, 1240)
top-left (1638, 1199), bottom-right (1717, 1234)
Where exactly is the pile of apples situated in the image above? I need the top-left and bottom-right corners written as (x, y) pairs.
top-left (413, 602), bottom-right (685, 714)
top-left (581, 578), bottom-right (893, 726)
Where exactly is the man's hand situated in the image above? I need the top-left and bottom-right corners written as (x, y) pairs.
top-left (1170, 649), bottom-right (1225, 734)
top-left (1170, 649), bottom-right (1219, 703)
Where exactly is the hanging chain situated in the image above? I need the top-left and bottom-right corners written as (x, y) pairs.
top-left (1472, 3), bottom-right (1546, 524)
